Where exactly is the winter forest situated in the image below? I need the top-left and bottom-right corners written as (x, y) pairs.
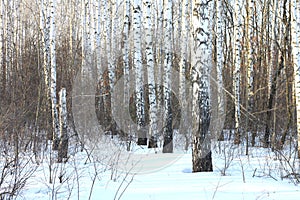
top-left (1, 0), bottom-right (300, 199)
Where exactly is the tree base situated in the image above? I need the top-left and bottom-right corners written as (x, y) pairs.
top-left (137, 138), bottom-right (147, 145)
top-left (192, 151), bottom-right (213, 172)
top-left (148, 136), bottom-right (158, 148)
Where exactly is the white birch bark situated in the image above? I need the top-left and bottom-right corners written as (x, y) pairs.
top-left (49, 0), bottom-right (60, 150)
top-left (246, 0), bottom-right (254, 107)
top-left (179, 0), bottom-right (191, 149)
top-left (291, 0), bottom-right (300, 158)
top-left (216, 0), bottom-right (224, 130)
top-left (41, 0), bottom-right (51, 94)
top-left (191, 0), bottom-right (213, 172)
top-left (144, 0), bottom-right (158, 148)
top-left (68, 0), bottom-right (73, 58)
top-left (96, 0), bottom-right (102, 79)
top-left (88, 1), bottom-right (95, 55)
top-left (155, 0), bottom-right (163, 108)
top-left (102, 0), bottom-right (109, 121)
top-left (81, 0), bottom-right (88, 78)
top-left (245, 0), bottom-right (253, 152)
top-left (109, 0), bottom-right (116, 91)
top-left (174, 0), bottom-right (182, 53)
top-left (105, 1), bottom-right (116, 135)
top-left (133, 0), bottom-right (146, 145)
top-left (179, 0), bottom-right (190, 107)
top-left (162, 0), bottom-right (173, 153)
top-left (233, 0), bottom-right (242, 145)
top-left (123, 0), bottom-right (131, 148)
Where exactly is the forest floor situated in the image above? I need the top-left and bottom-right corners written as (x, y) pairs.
top-left (7, 137), bottom-right (299, 200)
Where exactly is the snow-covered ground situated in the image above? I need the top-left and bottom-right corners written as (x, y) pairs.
top-left (9, 140), bottom-right (299, 200)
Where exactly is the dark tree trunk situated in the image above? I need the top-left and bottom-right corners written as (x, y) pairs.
top-left (264, 56), bottom-right (284, 147)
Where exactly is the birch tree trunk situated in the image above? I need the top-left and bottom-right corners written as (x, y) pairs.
top-left (133, 0), bottom-right (147, 145)
top-left (155, 0), bottom-right (163, 109)
top-left (191, 0), bottom-right (213, 172)
top-left (103, 0), bottom-right (116, 135)
top-left (95, 0), bottom-right (104, 124)
top-left (233, 0), bottom-right (242, 145)
top-left (215, 0), bottom-right (224, 140)
top-left (245, 0), bottom-right (253, 153)
top-left (0, 0), bottom-right (5, 99)
top-left (40, 0), bottom-right (53, 141)
top-left (49, 0), bottom-right (60, 150)
top-left (58, 88), bottom-right (68, 163)
top-left (162, 0), bottom-right (173, 153)
top-left (291, 0), bottom-right (300, 158)
top-left (80, 0), bottom-right (87, 145)
top-left (96, 0), bottom-right (101, 78)
top-left (180, 0), bottom-right (191, 150)
top-left (41, 0), bottom-right (50, 90)
top-left (123, 0), bottom-right (131, 149)
top-left (144, 0), bottom-right (158, 148)
top-left (174, 0), bottom-right (182, 53)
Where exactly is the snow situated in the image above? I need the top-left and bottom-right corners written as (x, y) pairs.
top-left (1, 134), bottom-right (300, 200)
top-left (6, 141), bottom-right (299, 200)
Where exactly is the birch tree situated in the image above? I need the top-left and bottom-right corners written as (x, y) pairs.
top-left (123, 0), bottom-right (131, 149)
top-left (0, 0), bottom-right (5, 98)
top-left (49, 0), bottom-right (60, 150)
top-left (40, 0), bottom-right (54, 142)
top-left (155, 0), bottom-right (163, 108)
top-left (233, 0), bottom-right (242, 145)
top-left (133, 0), bottom-right (147, 145)
top-left (58, 88), bottom-right (68, 162)
top-left (95, 0), bottom-right (104, 124)
top-left (80, 0), bottom-right (88, 145)
top-left (191, 0), bottom-right (213, 172)
top-left (144, 0), bottom-right (158, 148)
top-left (162, 0), bottom-right (173, 153)
top-left (215, 0), bottom-right (224, 140)
top-left (179, 0), bottom-right (191, 150)
top-left (291, 0), bottom-right (300, 157)
top-left (104, 0), bottom-right (117, 135)
top-left (245, 0), bottom-right (253, 153)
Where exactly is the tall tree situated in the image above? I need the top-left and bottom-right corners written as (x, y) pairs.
top-left (58, 88), bottom-right (68, 162)
top-left (0, 0), bottom-right (5, 99)
top-left (233, 0), bottom-right (242, 145)
top-left (144, 0), bottom-right (158, 148)
top-left (123, 0), bottom-right (131, 149)
top-left (105, 0), bottom-right (117, 135)
top-left (191, 0), bottom-right (213, 172)
top-left (264, 0), bottom-right (281, 148)
top-left (162, 0), bottom-right (173, 153)
top-left (133, 0), bottom-right (147, 145)
top-left (49, 0), bottom-right (60, 150)
top-left (291, 0), bottom-right (300, 157)
top-left (215, 0), bottom-right (224, 140)
top-left (155, 0), bottom-right (163, 109)
top-left (179, 0), bottom-right (191, 150)
top-left (245, 0), bottom-right (253, 153)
